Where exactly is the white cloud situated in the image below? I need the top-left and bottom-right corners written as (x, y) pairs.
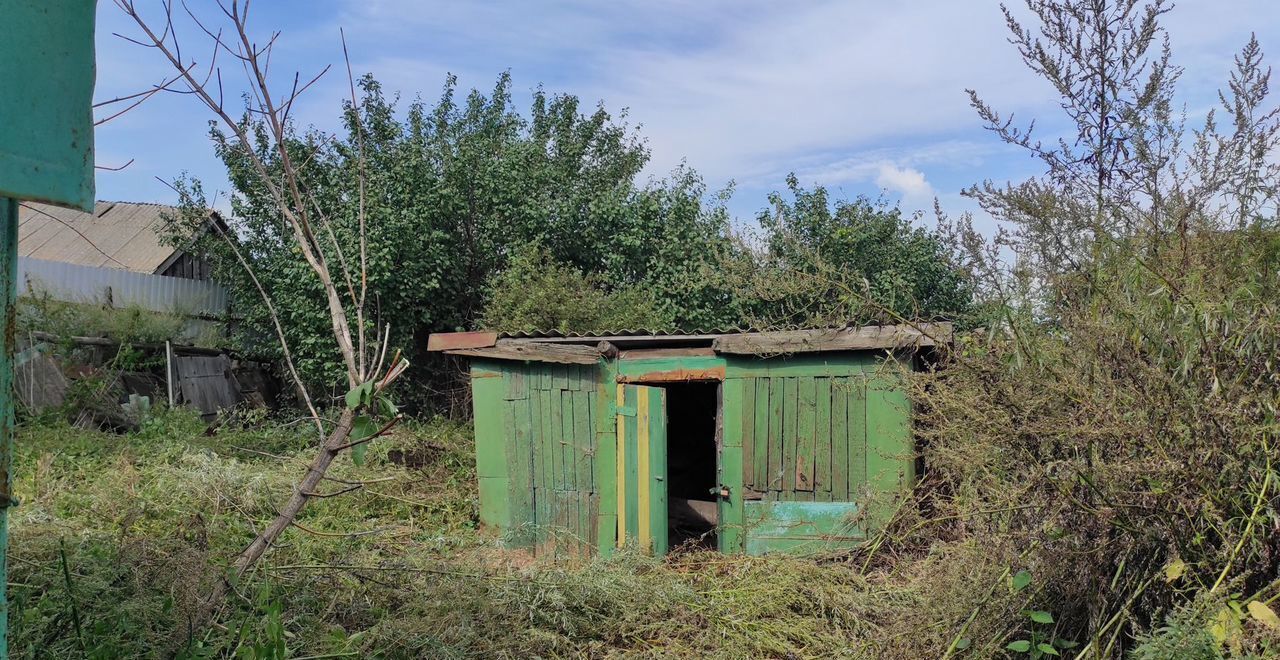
top-left (876, 164), bottom-right (932, 200)
top-left (90, 0), bottom-right (1280, 234)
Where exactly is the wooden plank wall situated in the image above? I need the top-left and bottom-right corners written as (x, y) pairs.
top-left (497, 362), bottom-right (599, 556)
top-left (737, 373), bottom-right (871, 502)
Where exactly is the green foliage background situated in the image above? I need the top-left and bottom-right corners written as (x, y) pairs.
top-left (175, 73), bottom-right (970, 406)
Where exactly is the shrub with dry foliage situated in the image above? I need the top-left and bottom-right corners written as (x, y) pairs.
top-left (890, 1), bottom-right (1280, 656)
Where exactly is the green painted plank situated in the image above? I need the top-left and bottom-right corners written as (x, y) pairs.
top-left (530, 385), bottom-right (547, 539)
top-left (614, 355), bottom-right (726, 380)
top-left (567, 364), bottom-right (580, 391)
top-left (742, 501), bottom-right (864, 556)
top-left (781, 378), bottom-right (798, 497)
top-left (576, 488), bottom-right (588, 557)
top-left (554, 365), bottom-right (569, 391)
top-left (0, 199), bottom-right (19, 653)
top-left (504, 370), bottom-right (526, 400)
top-left (865, 371), bottom-right (912, 526)
top-left (509, 396), bottom-right (534, 545)
top-left (725, 353), bottom-right (878, 379)
top-left (587, 492), bottom-right (600, 557)
top-left (831, 377), bottom-right (850, 502)
top-left (586, 388), bottom-right (599, 493)
top-left (718, 380), bottom-right (743, 553)
top-left (595, 369), bottom-right (616, 554)
top-left (849, 376), bottom-right (868, 498)
top-left (570, 388), bottom-right (584, 492)
top-left (795, 376), bottom-right (816, 495)
top-left (550, 387), bottom-right (564, 490)
top-left (753, 378), bottom-right (770, 489)
top-left (566, 489), bottom-right (580, 554)
top-left (0, 2), bottom-right (97, 210)
top-left (561, 389), bottom-right (576, 491)
top-left (573, 388), bottom-right (592, 493)
top-left (740, 379), bottom-right (755, 490)
top-left (477, 477), bottom-right (511, 530)
top-left (768, 378), bottom-right (784, 493)
top-left (815, 377), bottom-right (833, 501)
top-left (649, 387), bottom-right (669, 555)
top-left (502, 397), bottom-right (519, 508)
top-left (471, 369), bottom-right (506, 480)
top-left (554, 490), bottom-right (575, 556)
top-left (540, 387), bottom-right (556, 543)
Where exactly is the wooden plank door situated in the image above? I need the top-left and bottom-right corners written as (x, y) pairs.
top-left (615, 384), bottom-right (668, 555)
top-left (737, 374), bottom-right (867, 554)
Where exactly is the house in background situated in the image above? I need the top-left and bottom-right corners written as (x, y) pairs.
top-left (18, 200), bottom-right (218, 280)
top-left (14, 200), bottom-right (229, 321)
top-left (14, 202), bottom-right (271, 420)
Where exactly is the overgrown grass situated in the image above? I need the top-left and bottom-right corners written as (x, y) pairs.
top-left (17, 293), bottom-right (196, 345)
top-left (12, 409), bottom-right (990, 659)
top-left (14, 388), bottom-right (1274, 657)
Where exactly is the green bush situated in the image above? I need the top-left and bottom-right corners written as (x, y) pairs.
top-left (480, 243), bottom-right (673, 333)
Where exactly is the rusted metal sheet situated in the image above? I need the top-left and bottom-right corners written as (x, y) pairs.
top-left (426, 330), bottom-right (498, 351)
top-left (616, 366), bottom-right (725, 383)
top-left (713, 323), bottom-right (952, 355)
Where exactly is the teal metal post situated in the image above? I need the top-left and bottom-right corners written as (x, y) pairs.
top-left (0, 197), bottom-right (16, 657)
top-left (0, 2), bottom-right (97, 654)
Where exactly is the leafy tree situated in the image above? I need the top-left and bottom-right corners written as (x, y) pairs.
top-left (743, 175), bottom-right (974, 327)
top-left (182, 74), bottom-right (735, 403)
top-left (179, 73), bottom-right (971, 408)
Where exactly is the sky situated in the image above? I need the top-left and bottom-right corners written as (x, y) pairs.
top-left (93, 1), bottom-right (1280, 234)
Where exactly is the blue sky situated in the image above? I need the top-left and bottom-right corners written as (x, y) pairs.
top-left (93, 1), bottom-right (1280, 234)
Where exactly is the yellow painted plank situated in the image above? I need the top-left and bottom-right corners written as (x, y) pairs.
top-left (637, 387), bottom-right (652, 550)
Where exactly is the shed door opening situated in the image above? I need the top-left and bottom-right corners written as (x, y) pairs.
top-left (660, 382), bottom-right (720, 550)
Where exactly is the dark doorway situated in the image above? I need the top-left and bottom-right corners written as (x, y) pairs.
top-left (660, 381), bottom-right (720, 549)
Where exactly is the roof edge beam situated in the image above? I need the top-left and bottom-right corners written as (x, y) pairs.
top-left (711, 323), bottom-right (953, 356)
top-left (444, 342), bottom-right (602, 365)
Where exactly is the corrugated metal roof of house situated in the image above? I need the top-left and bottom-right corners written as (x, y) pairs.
top-left (17, 200), bottom-right (185, 274)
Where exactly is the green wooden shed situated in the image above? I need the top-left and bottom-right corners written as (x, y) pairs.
top-left (426, 322), bottom-right (949, 556)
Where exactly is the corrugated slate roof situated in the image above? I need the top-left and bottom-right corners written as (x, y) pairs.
top-left (17, 201), bottom-right (187, 274)
top-left (498, 327), bottom-right (753, 339)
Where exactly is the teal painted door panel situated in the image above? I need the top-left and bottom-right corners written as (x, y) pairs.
top-left (742, 501), bottom-right (864, 555)
top-left (0, 0), bottom-right (97, 209)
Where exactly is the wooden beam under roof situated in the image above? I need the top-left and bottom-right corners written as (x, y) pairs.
top-left (426, 331), bottom-right (498, 351)
top-left (444, 341), bottom-right (602, 365)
